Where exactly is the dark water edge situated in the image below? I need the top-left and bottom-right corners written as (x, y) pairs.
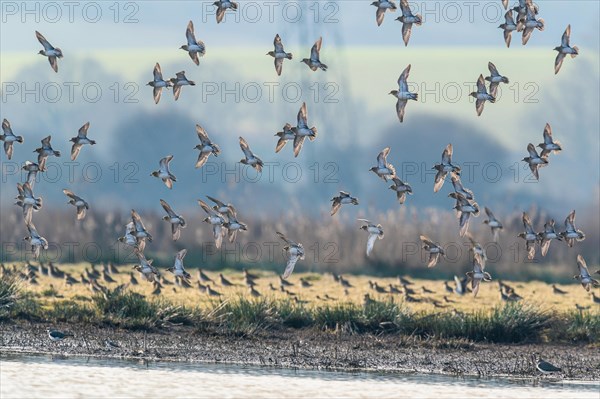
top-left (1, 321), bottom-right (599, 382)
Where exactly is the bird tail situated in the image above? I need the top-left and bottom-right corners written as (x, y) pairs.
top-left (53, 150), bottom-right (61, 157)
top-left (287, 53), bottom-right (293, 60)
top-left (319, 63), bottom-right (328, 71)
top-left (309, 127), bottom-right (318, 140)
top-left (537, 18), bottom-right (545, 31)
top-left (489, 95), bottom-right (496, 103)
top-left (90, 139), bottom-right (97, 145)
top-left (571, 46), bottom-right (579, 58)
top-left (415, 14), bottom-right (423, 25)
top-left (410, 93), bottom-right (418, 101)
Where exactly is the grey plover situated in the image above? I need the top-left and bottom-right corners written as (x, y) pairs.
top-left (389, 64), bottom-right (417, 123)
top-left (1, 119), bottom-right (24, 160)
top-left (36, 31), bottom-right (63, 72)
top-left (160, 199), bottom-right (186, 241)
top-left (395, 0), bottom-right (422, 46)
top-left (330, 191), bottom-right (359, 216)
top-left (180, 20), bottom-right (205, 66)
top-left (70, 122), bottom-right (96, 161)
top-left (267, 34), bottom-right (293, 76)
top-left (554, 25), bottom-right (578, 74)
top-left (358, 219), bottom-right (384, 257)
top-left (63, 189), bottom-right (89, 220)
top-left (151, 155), bottom-right (177, 189)
top-left (301, 37), bottom-right (327, 72)
top-left (277, 231), bottom-right (305, 279)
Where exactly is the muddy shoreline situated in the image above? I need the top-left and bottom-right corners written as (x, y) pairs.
top-left (1, 322), bottom-right (599, 381)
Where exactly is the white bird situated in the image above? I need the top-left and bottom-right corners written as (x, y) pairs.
top-left (358, 219), bottom-right (384, 257)
top-left (573, 255), bottom-right (599, 292)
top-left (465, 253), bottom-right (492, 297)
top-left (167, 249), bottom-right (191, 281)
top-left (277, 231), bottom-right (305, 279)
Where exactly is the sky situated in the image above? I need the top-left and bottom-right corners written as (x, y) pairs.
top-left (1, 0), bottom-right (599, 216)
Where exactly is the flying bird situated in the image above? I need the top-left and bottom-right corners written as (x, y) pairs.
top-left (389, 177), bottom-right (413, 204)
top-left (559, 210), bottom-right (586, 247)
top-left (160, 199), bottom-right (186, 241)
top-left (22, 161), bottom-right (40, 188)
top-left (537, 219), bottom-right (561, 256)
top-left (358, 219), bottom-right (384, 257)
top-left (151, 155), bottom-right (177, 189)
top-left (420, 234), bottom-right (445, 267)
top-left (170, 71), bottom-right (195, 101)
top-left (498, 10), bottom-right (517, 47)
top-left (15, 182), bottom-right (42, 224)
top-left (277, 231), bottom-right (305, 279)
top-left (389, 64), bottom-right (418, 123)
top-left (395, 0), bottom-right (422, 46)
top-left (330, 191), bottom-right (359, 216)
top-left (214, 0), bottom-right (238, 23)
top-left (520, 2), bottom-right (544, 45)
top-left (522, 143), bottom-right (548, 180)
top-left (485, 62), bottom-right (509, 97)
top-left (301, 37), bottom-right (328, 71)
top-left (465, 253), bottom-right (492, 297)
top-left (483, 207), bottom-right (503, 242)
top-left (291, 102), bottom-right (318, 157)
top-left (274, 123), bottom-right (295, 153)
top-left (36, 31), bottom-right (63, 72)
top-left (267, 34), bottom-right (293, 76)
top-left (239, 136), bottom-right (264, 172)
top-left (133, 249), bottom-right (160, 282)
top-left (370, 147), bottom-right (396, 181)
top-left (537, 123), bottom-right (562, 157)
top-left (24, 222), bottom-right (48, 259)
top-left (34, 135), bottom-right (61, 171)
top-left (448, 191), bottom-right (480, 237)
top-left (130, 209), bottom-right (153, 248)
top-left (206, 195), bottom-right (232, 214)
top-left (180, 20), bottom-right (205, 66)
top-left (198, 199), bottom-right (226, 249)
top-left (554, 25), bottom-right (579, 74)
top-left (147, 63), bottom-right (173, 104)
top-left (70, 122), bottom-right (96, 161)
top-left (573, 255), bottom-right (599, 292)
top-left (451, 175), bottom-right (474, 201)
top-left (1, 119), bottom-right (24, 160)
top-left (63, 189), bottom-right (89, 220)
top-left (469, 74), bottom-right (495, 116)
top-left (223, 205), bottom-right (247, 243)
top-left (194, 124), bottom-right (221, 168)
top-left (518, 212), bottom-right (537, 260)
top-left (371, 0), bottom-right (397, 26)
top-left (433, 143), bottom-right (461, 192)
top-left (167, 249), bottom-right (191, 281)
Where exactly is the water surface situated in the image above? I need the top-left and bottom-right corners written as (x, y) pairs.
top-left (1, 354), bottom-right (598, 398)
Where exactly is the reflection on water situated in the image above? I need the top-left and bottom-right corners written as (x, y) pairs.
top-left (1, 353), bottom-right (598, 399)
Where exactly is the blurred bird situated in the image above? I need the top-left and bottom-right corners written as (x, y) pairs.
top-left (133, 249), bottom-right (159, 282)
top-left (197, 269), bottom-right (214, 283)
top-left (214, 0), bottom-right (238, 23)
top-left (451, 175), bottom-right (474, 201)
top-left (573, 255), bottom-right (599, 292)
top-left (448, 192), bottom-right (480, 237)
top-left (22, 161), bottom-right (40, 188)
top-left (267, 34), bottom-right (292, 76)
top-left (239, 136), bottom-right (264, 172)
top-left (498, 10), bottom-right (517, 47)
top-left (277, 231), bottom-right (305, 279)
top-left (274, 123), bottom-right (295, 153)
top-left (248, 286), bottom-right (261, 297)
top-left (371, 0), bottom-right (397, 26)
top-left (206, 284), bottom-right (222, 297)
top-left (330, 191), bottom-right (359, 216)
top-left (63, 189), bottom-right (89, 220)
top-left (151, 155), bottom-right (177, 189)
top-left (147, 63), bottom-right (173, 104)
top-left (130, 209), bottom-right (153, 246)
top-left (465, 254), bottom-right (492, 297)
top-left (223, 205), bottom-right (247, 243)
top-left (552, 284), bottom-right (567, 295)
top-left (433, 143), bottom-right (461, 192)
top-left (370, 147), bottom-right (396, 181)
top-left (47, 329), bottom-right (72, 341)
top-left (522, 143), bottom-right (548, 180)
top-left (420, 234), bottom-right (445, 267)
top-left (301, 37), bottom-right (328, 71)
top-left (36, 31), bottom-right (63, 72)
top-left (483, 207), bottom-right (503, 242)
top-left (160, 199), bottom-right (186, 241)
top-left (69, 122), bottom-right (96, 161)
top-left (358, 219), bottom-right (384, 257)
top-left (219, 273), bottom-right (234, 287)
top-left (554, 25), bottom-right (578, 74)
top-left (389, 64), bottom-right (417, 123)
top-left (15, 182), bottom-right (42, 224)
top-left (194, 124), bottom-right (221, 168)
top-left (180, 20), bottom-right (205, 65)
top-left (23, 223), bottom-right (47, 260)
top-left (453, 275), bottom-right (469, 296)
top-left (395, 0), bottom-right (422, 46)
top-left (469, 74), bottom-right (495, 116)
top-left (520, 2), bottom-right (544, 45)
top-left (1, 119), bottom-right (24, 160)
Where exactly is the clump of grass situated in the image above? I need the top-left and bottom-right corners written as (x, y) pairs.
top-left (549, 310), bottom-right (600, 343)
top-left (208, 297), bottom-right (276, 335)
top-left (0, 273), bottom-right (21, 311)
top-left (93, 289), bottom-right (193, 330)
top-left (313, 302), bottom-right (363, 332)
top-left (274, 299), bottom-right (313, 328)
top-left (41, 286), bottom-right (59, 297)
top-left (48, 300), bottom-right (98, 324)
top-left (362, 298), bottom-right (411, 331)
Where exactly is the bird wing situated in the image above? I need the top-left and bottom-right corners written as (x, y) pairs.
top-left (186, 20), bottom-right (197, 45)
top-left (206, 195), bottom-right (226, 209)
top-left (131, 209), bottom-right (146, 231)
top-left (62, 189), bottom-right (76, 200)
top-left (397, 64), bottom-right (411, 92)
top-left (399, 0), bottom-right (411, 15)
top-left (542, 123), bottom-right (553, 144)
top-left (527, 143), bottom-right (539, 158)
top-left (2, 119), bottom-right (13, 135)
top-left (282, 254), bottom-right (299, 279)
top-left (310, 37), bottom-right (322, 61)
top-left (561, 24), bottom-right (571, 47)
top-left (70, 143), bottom-right (82, 161)
top-left (293, 135), bottom-right (306, 158)
top-left (239, 136), bottom-right (254, 158)
top-left (396, 99), bottom-right (407, 123)
top-left (41, 135), bottom-right (52, 147)
top-left (78, 122), bottom-right (90, 138)
top-left (377, 147), bottom-right (390, 168)
top-left (160, 199), bottom-right (177, 217)
top-left (366, 233), bottom-right (378, 256)
top-left (274, 34), bottom-right (284, 52)
top-left (554, 52), bottom-right (566, 74)
top-left (522, 212), bottom-right (534, 233)
top-left (401, 22), bottom-right (412, 46)
top-left (274, 58), bottom-right (283, 76)
top-left (196, 124), bottom-right (209, 142)
top-left (153, 63), bottom-right (163, 81)
top-left (35, 31), bottom-right (54, 51)
top-left (565, 210), bottom-right (576, 230)
top-left (442, 143), bottom-right (453, 164)
top-left (577, 255), bottom-right (590, 278)
top-left (476, 74), bottom-right (487, 93)
top-left (488, 61), bottom-right (500, 77)
top-left (297, 102), bottom-right (308, 128)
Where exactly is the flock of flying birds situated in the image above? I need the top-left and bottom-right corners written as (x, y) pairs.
top-left (1, 0), bottom-right (598, 300)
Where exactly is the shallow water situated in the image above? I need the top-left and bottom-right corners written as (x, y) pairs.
top-left (1, 354), bottom-right (598, 398)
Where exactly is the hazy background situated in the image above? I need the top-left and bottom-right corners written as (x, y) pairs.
top-left (1, 1), bottom-right (598, 278)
